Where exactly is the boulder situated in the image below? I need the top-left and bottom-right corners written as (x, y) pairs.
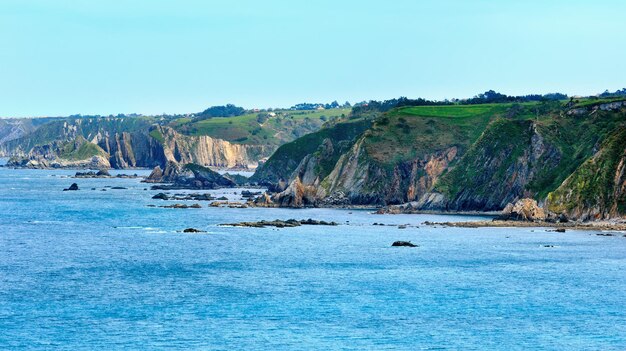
top-left (96, 169), bottom-right (111, 177)
top-left (152, 193), bottom-right (169, 200)
top-left (498, 198), bottom-right (546, 222)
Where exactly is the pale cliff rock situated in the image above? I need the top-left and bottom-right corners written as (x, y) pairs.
top-left (317, 137), bottom-right (459, 206)
top-left (498, 198), bottom-right (546, 222)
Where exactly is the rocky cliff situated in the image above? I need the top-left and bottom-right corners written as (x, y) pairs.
top-left (254, 101), bottom-right (626, 219)
top-left (7, 136), bottom-right (110, 169)
top-left (419, 119), bottom-right (563, 211)
top-left (4, 117), bottom-right (267, 169)
top-left (546, 126), bottom-right (626, 220)
top-left (148, 126), bottom-right (266, 169)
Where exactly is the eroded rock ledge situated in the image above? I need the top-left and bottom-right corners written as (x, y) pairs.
top-left (222, 219), bottom-right (338, 228)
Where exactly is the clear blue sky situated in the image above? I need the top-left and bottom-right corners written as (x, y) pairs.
top-left (1, 0), bottom-right (625, 117)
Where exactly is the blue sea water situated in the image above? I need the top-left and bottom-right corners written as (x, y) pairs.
top-left (0, 166), bottom-right (625, 350)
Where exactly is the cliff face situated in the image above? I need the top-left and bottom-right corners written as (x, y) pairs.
top-left (152, 126), bottom-right (266, 169)
top-left (7, 136), bottom-right (110, 169)
top-left (92, 125), bottom-right (267, 169)
top-left (546, 126), bottom-right (626, 220)
top-left (421, 120), bottom-right (562, 211)
top-left (5, 118), bottom-right (267, 169)
top-left (250, 119), bottom-right (372, 186)
top-left (318, 138), bottom-right (459, 205)
top-left (270, 139), bottom-right (335, 207)
top-left (0, 119), bottom-right (39, 153)
top-left (93, 131), bottom-right (165, 169)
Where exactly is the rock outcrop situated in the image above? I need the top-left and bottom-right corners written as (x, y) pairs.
top-left (4, 118), bottom-right (270, 169)
top-left (63, 183), bottom-right (79, 191)
top-left (391, 241), bottom-right (418, 247)
top-left (146, 162), bottom-right (236, 190)
top-left (7, 136), bottom-right (111, 169)
top-left (144, 166), bottom-right (164, 183)
top-left (497, 198), bottom-right (546, 222)
top-left (223, 219), bottom-right (338, 228)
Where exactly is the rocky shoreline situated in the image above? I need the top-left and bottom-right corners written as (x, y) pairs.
top-left (222, 219), bottom-right (338, 228)
top-left (426, 220), bottom-right (626, 232)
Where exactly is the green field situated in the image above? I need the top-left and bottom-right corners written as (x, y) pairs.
top-left (399, 104), bottom-right (506, 118)
top-left (571, 97), bottom-right (626, 108)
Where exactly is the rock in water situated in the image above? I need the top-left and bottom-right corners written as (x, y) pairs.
top-left (498, 198), bottom-right (546, 222)
top-left (391, 241), bottom-right (418, 247)
top-left (96, 169), bottom-right (111, 177)
top-left (152, 193), bottom-right (169, 200)
top-left (183, 228), bottom-right (204, 233)
top-left (63, 183), bottom-right (79, 191)
top-left (144, 166), bottom-right (164, 183)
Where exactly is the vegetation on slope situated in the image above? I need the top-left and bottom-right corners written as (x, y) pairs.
top-left (172, 108), bottom-right (351, 146)
top-left (251, 118), bottom-right (372, 184)
top-left (58, 136), bottom-right (108, 161)
top-left (433, 119), bottom-right (534, 206)
top-left (362, 103), bottom-right (539, 169)
top-left (546, 126), bottom-right (626, 219)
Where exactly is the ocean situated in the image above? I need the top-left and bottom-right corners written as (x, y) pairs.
top-left (1, 166), bottom-right (625, 350)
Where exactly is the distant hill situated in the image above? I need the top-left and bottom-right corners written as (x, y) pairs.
top-left (0, 106), bottom-right (351, 169)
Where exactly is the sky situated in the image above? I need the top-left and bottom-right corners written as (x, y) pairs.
top-left (1, 0), bottom-right (625, 117)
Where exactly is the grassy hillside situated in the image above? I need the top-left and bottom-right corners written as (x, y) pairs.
top-left (362, 103), bottom-right (541, 168)
top-left (172, 108), bottom-right (350, 146)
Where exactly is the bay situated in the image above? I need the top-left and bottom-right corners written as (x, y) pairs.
top-left (0, 167), bottom-right (625, 350)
